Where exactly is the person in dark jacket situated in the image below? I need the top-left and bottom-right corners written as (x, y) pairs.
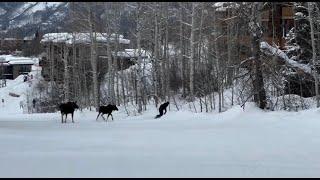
top-left (155, 102), bottom-right (169, 119)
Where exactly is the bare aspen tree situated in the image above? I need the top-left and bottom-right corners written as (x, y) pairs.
top-left (211, 6), bottom-right (223, 113)
top-left (308, 2), bottom-right (320, 107)
top-left (152, 2), bottom-right (160, 107)
top-left (88, 4), bottom-right (99, 110)
top-left (136, 2), bottom-right (144, 113)
top-left (160, 3), bottom-right (166, 101)
top-left (189, 2), bottom-right (196, 101)
top-left (102, 2), bottom-right (122, 105)
top-left (249, 2), bottom-right (267, 109)
top-left (179, 3), bottom-right (186, 97)
top-left (106, 40), bottom-right (115, 104)
top-left (62, 44), bottom-right (70, 101)
top-left (164, 2), bottom-right (170, 102)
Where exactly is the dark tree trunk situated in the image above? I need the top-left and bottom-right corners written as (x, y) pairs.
top-left (251, 2), bottom-right (267, 109)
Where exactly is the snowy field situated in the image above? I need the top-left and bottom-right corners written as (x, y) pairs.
top-left (0, 67), bottom-right (320, 177)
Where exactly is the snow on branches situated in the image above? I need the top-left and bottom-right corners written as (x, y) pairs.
top-left (260, 41), bottom-right (312, 74)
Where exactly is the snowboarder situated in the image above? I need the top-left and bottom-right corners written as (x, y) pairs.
top-left (155, 102), bottom-right (169, 119)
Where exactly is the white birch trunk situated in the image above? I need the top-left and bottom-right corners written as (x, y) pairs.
top-left (62, 44), bottom-right (70, 102)
top-left (89, 7), bottom-right (99, 110)
top-left (153, 4), bottom-right (159, 107)
top-left (136, 3), bottom-right (143, 113)
top-left (308, 2), bottom-right (320, 107)
top-left (189, 2), bottom-right (196, 100)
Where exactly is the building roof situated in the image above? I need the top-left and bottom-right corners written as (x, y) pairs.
top-left (115, 49), bottom-right (150, 58)
top-left (0, 62), bottom-right (10, 66)
top-left (0, 55), bottom-right (35, 66)
top-left (3, 38), bottom-right (18, 41)
top-left (212, 2), bottom-right (240, 12)
top-left (41, 32), bottom-right (130, 45)
top-left (23, 36), bottom-right (34, 41)
top-left (8, 60), bottom-right (34, 65)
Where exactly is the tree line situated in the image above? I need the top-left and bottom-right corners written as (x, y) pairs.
top-left (31, 2), bottom-right (320, 114)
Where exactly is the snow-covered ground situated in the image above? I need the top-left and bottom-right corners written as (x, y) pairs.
top-left (0, 64), bottom-right (320, 177)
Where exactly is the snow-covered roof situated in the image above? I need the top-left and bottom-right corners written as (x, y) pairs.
top-left (4, 38), bottom-right (18, 41)
top-left (8, 60), bottom-right (34, 65)
top-left (23, 35), bottom-right (34, 41)
top-left (212, 2), bottom-right (239, 12)
top-left (41, 33), bottom-right (130, 45)
top-left (116, 49), bottom-right (150, 58)
top-left (0, 55), bottom-right (35, 66)
top-left (0, 62), bottom-right (10, 66)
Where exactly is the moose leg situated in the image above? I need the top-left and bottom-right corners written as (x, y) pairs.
top-left (96, 112), bottom-right (101, 121)
top-left (107, 114), bottom-right (111, 121)
top-left (61, 114), bottom-right (64, 123)
top-left (111, 114), bottom-right (114, 121)
top-left (72, 112), bottom-right (74, 123)
top-left (101, 114), bottom-right (106, 121)
top-left (65, 114), bottom-right (68, 123)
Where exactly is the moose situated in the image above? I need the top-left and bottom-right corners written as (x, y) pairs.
top-left (96, 104), bottom-right (119, 121)
top-left (59, 101), bottom-right (79, 123)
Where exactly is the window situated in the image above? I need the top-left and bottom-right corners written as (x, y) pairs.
top-left (19, 65), bottom-right (31, 74)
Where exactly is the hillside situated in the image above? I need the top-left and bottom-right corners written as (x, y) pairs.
top-left (0, 2), bottom-right (68, 38)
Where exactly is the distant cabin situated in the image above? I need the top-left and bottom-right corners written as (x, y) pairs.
top-left (39, 32), bottom-right (148, 82)
top-left (0, 56), bottom-right (35, 79)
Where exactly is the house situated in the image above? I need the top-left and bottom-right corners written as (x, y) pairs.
top-left (211, 2), bottom-right (294, 67)
top-left (0, 55), bottom-right (35, 79)
top-left (39, 32), bottom-right (134, 82)
top-left (260, 2), bottom-right (294, 49)
top-left (214, 2), bottom-right (294, 50)
top-left (39, 32), bottom-right (150, 105)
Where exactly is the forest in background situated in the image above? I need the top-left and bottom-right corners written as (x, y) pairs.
top-left (10, 2), bottom-right (320, 114)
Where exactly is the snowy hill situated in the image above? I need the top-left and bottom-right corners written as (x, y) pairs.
top-left (0, 2), bottom-right (68, 37)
